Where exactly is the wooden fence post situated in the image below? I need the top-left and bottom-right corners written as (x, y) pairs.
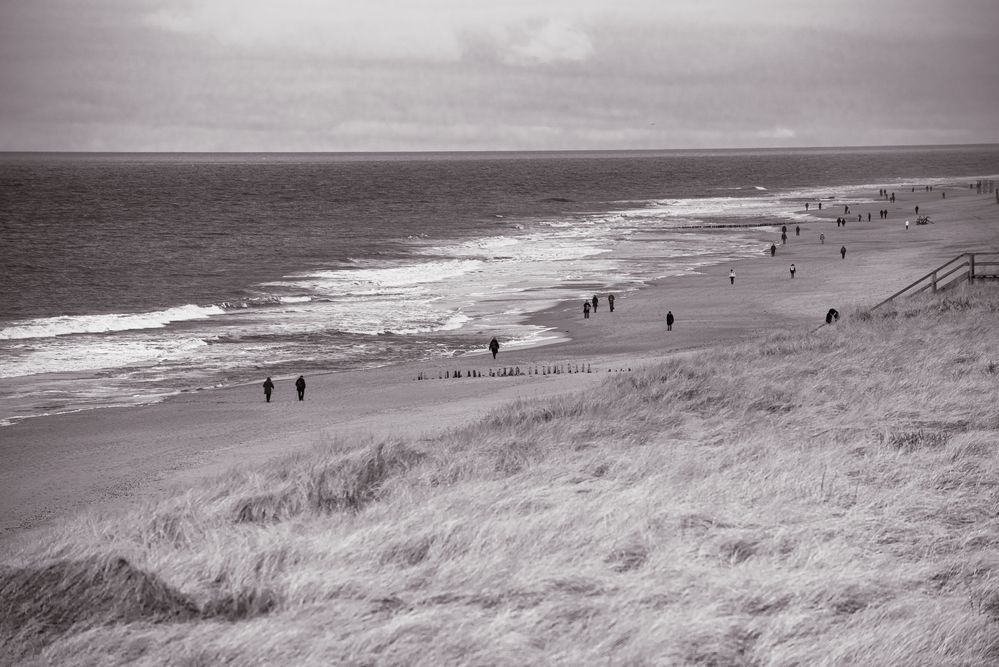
top-left (969, 254), bottom-right (976, 283)
top-left (931, 271), bottom-right (937, 292)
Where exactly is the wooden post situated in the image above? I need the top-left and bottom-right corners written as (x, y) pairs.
top-left (969, 254), bottom-right (976, 283)
top-left (931, 271), bottom-right (937, 293)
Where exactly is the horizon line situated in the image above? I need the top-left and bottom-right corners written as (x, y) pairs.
top-left (2, 142), bottom-right (998, 156)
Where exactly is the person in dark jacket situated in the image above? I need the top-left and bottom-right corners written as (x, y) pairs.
top-left (489, 337), bottom-right (500, 359)
top-left (840, 245), bottom-right (847, 259)
top-left (583, 301), bottom-right (590, 319)
top-left (789, 263), bottom-right (796, 278)
top-left (608, 294), bottom-right (615, 312)
top-left (591, 295), bottom-right (599, 312)
top-left (262, 377), bottom-right (274, 403)
top-left (666, 310), bottom-right (675, 331)
top-left (295, 375), bottom-right (306, 401)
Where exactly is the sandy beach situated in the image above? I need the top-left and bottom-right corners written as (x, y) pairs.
top-left (2, 183), bottom-right (996, 541)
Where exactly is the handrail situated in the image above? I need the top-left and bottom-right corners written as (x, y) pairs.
top-left (869, 251), bottom-right (999, 311)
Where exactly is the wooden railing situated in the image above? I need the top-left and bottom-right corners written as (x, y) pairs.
top-left (869, 252), bottom-right (999, 311)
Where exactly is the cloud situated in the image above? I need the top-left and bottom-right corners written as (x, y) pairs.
top-left (143, 0), bottom-right (466, 61)
top-left (142, 0), bottom-right (607, 66)
top-left (504, 19), bottom-right (593, 65)
top-left (757, 126), bottom-right (796, 140)
top-left (3, 0), bottom-right (998, 150)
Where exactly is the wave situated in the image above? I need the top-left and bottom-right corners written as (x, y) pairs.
top-left (268, 258), bottom-right (486, 294)
top-left (0, 304), bottom-right (225, 340)
top-left (0, 337), bottom-right (209, 378)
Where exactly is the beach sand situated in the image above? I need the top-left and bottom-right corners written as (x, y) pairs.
top-left (2, 183), bottom-right (996, 541)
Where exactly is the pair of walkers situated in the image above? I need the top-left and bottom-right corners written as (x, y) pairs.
top-left (262, 375), bottom-right (307, 402)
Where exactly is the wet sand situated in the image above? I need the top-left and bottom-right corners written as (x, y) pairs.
top-left (2, 182), bottom-right (996, 540)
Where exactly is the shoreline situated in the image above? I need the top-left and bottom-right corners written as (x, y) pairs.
top-left (2, 182), bottom-right (996, 540)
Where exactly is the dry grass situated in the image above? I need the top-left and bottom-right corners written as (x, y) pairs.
top-left (3, 286), bottom-right (999, 666)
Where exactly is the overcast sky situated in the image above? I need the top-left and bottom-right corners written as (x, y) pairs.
top-left (1, 0), bottom-right (996, 152)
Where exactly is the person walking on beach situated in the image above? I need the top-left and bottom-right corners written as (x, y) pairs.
top-left (262, 377), bottom-right (274, 403)
top-left (608, 294), bottom-right (615, 312)
top-left (729, 269), bottom-right (735, 285)
top-left (789, 263), bottom-right (796, 279)
top-left (591, 295), bottom-right (599, 313)
top-left (905, 220), bottom-right (909, 231)
top-left (295, 375), bottom-right (306, 401)
top-left (795, 225), bottom-right (800, 236)
top-left (770, 243), bottom-right (776, 256)
top-left (915, 205), bottom-right (919, 215)
top-left (781, 231), bottom-right (787, 244)
top-left (666, 310), bottom-right (674, 331)
top-left (805, 202), bottom-right (809, 211)
top-left (840, 245), bottom-right (847, 259)
top-left (489, 337), bottom-right (500, 359)
top-left (583, 301), bottom-right (590, 319)
top-left (819, 233), bottom-right (825, 244)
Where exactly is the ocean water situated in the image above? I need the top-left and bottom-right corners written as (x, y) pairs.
top-left (2, 146), bottom-right (998, 424)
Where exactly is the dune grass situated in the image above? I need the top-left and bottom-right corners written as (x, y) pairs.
top-left (3, 287), bottom-right (999, 666)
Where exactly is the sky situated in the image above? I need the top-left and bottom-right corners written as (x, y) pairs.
top-left (1, 0), bottom-right (997, 152)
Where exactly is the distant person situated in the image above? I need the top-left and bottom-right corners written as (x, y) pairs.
top-left (795, 225), bottom-right (800, 236)
top-left (840, 245), bottom-right (847, 259)
top-left (666, 310), bottom-right (674, 331)
top-left (789, 263), bottom-right (796, 279)
top-left (591, 295), bottom-right (599, 312)
top-left (825, 308), bottom-right (840, 324)
top-left (942, 191), bottom-right (946, 198)
top-left (583, 301), bottom-right (590, 319)
top-left (819, 233), bottom-right (825, 244)
top-left (805, 202), bottom-right (809, 211)
top-left (915, 205), bottom-right (919, 215)
top-left (905, 220), bottom-right (909, 231)
top-left (770, 242), bottom-right (776, 256)
top-left (857, 214), bottom-right (861, 222)
top-left (729, 269), bottom-right (735, 285)
top-left (489, 337), bottom-right (500, 359)
top-left (608, 293), bottom-right (615, 312)
top-left (295, 375), bottom-right (306, 401)
top-left (867, 212), bottom-right (871, 222)
top-left (844, 205), bottom-right (849, 214)
top-left (818, 202), bottom-right (822, 210)
top-left (262, 377), bottom-right (274, 403)
top-left (781, 231), bottom-right (787, 244)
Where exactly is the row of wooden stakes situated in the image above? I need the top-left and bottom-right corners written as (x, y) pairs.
top-left (416, 363), bottom-right (594, 380)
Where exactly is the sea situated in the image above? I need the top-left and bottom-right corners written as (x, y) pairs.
top-left (2, 145), bottom-right (998, 425)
